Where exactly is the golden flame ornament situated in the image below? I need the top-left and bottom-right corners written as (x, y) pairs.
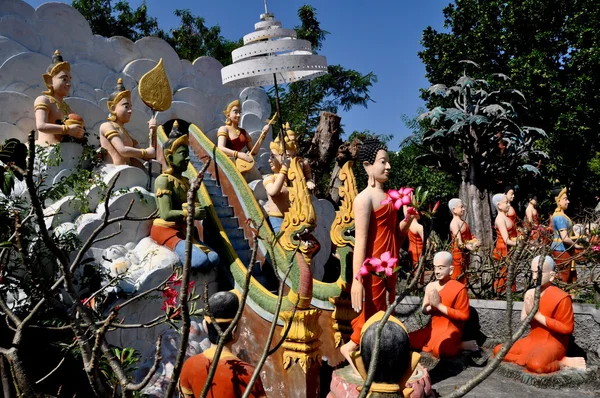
top-left (137, 58), bottom-right (172, 112)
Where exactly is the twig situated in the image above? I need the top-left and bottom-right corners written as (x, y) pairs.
top-left (35, 357), bottom-right (65, 384)
top-left (165, 159), bottom-right (211, 398)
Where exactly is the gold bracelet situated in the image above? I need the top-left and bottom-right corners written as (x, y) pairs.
top-left (280, 167), bottom-right (288, 175)
top-left (62, 124), bottom-right (68, 135)
top-left (182, 208), bottom-right (188, 218)
top-left (141, 148), bottom-right (147, 159)
top-left (233, 151), bottom-right (238, 160)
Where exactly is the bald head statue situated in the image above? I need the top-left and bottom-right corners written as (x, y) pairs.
top-left (531, 255), bottom-right (555, 286)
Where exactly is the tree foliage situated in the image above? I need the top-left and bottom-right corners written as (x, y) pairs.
top-left (72, 0), bottom-right (162, 41)
top-left (418, 62), bottom-right (547, 189)
top-left (277, 6), bottom-right (378, 147)
top-left (419, 0), bottom-right (600, 210)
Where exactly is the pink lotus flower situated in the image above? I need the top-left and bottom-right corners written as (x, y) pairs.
top-left (381, 187), bottom-right (414, 210)
top-left (593, 245), bottom-right (600, 252)
top-left (355, 251), bottom-right (398, 280)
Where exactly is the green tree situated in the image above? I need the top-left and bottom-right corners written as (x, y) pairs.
top-left (417, 63), bottom-right (546, 247)
top-left (72, 0), bottom-right (163, 41)
top-left (278, 6), bottom-right (378, 147)
top-left (161, 9), bottom-right (242, 65)
top-left (419, 0), bottom-right (600, 212)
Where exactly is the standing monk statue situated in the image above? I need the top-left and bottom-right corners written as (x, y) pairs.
top-left (449, 198), bottom-right (480, 283)
top-left (492, 193), bottom-right (518, 293)
top-left (150, 125), bottom-right (219, 270)
top-left (550, 187), bottom-right (582, 283)
top-left (99, 78), bottom-right (157, 168)
top-left (34, 50), bottom-right (84, 145)
top-left (505, 186), bottom-right (518, 226)
top-left (340, 138), bottom-right (415, 372)
top-left (494, 255), bottom-right (586, 373)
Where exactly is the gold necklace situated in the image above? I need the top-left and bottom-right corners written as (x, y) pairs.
top-left (46, 95), bottom-right (70, 118)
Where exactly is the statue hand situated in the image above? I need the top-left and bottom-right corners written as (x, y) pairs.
top-left (524, 294), bottom-right (534, 315)
top-left (429, 289), bottom-right (441, 308)
top-left (307, 180), bottom-right (315, 190)
top-left (145, 147), bottom-right (156, 159)
top-left (351, 278), bottom-right (364, 313)
top-left (239, 152), bottom-right (253, 162)
top-left (281, 156), bottom-right (291, 169)
top-left (194, 206), bottom-right (206, 220)
top-left (261, 124), bottom-right (271, 135)
top-left (68, 124), bottom-right (84, 140)
top-left (148, 118), bottom-right (157, 131)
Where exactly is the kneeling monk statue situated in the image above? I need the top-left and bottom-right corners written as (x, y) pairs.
top-left (409, 251), bottom-right (477, 358)
top-left (151, 125), bottom-right (219, 270)
top-left (493, 255), bottom-right (586, 373)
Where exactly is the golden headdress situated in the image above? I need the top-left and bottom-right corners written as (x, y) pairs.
top-left (163, 120), bottom-right (189, 174)
top-left (42, 50), bottom-right (71, 95)
top-left (223, 99), bottom-right (241, 125)
top-left (107, 78), bottom-right (131, 121)
top-left (554, 187), bottom-right (567, 213)
top-left (270, 123), bottom-right (298, 155)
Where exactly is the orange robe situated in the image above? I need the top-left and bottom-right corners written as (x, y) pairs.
top-left (493, 222), bottom-right (518, 293)
top-left (494, 286), bottom-right (574, 373)
top-left (179, 350), bottom-right (265, 397)
top-left (451, 223), bottom-right (473, 283)
top-left (409, 280), bottom-right (470, 358)
top-left (350, 202), bottom-right (400, 345)
top-left (408, 229), bottom-right (423, 271)
top-left (507, 207), bottom-right (518, 225)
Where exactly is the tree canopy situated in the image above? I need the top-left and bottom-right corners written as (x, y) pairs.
top-left (419, 0), bottom-right (600, 211)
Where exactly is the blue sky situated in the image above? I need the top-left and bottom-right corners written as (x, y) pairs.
top-left (25, 0), bottom-right (450, 149)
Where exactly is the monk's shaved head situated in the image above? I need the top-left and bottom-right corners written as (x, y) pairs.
top-left (433, 251), bottom-right (453, 266)
top-left (531, 255), bottom-right (555, 272)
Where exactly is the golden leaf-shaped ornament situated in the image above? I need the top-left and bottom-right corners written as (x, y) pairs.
top-left (138, 58), bottom-right (172, 112)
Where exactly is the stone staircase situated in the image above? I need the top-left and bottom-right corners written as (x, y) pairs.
top-left (188, 151), bottom-right (278, 291)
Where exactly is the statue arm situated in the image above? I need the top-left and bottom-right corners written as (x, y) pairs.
top-left (217, 127), bottom-right (236, 157)
top-left (264, 174), bottom-right (286, 197)
top-left (539, 296), bottom-right (574, 335)
top-left (397, 212), bottom-right (416, 247)
top-left (422, 284), bottom-right (434, 314)
top-left (155, 176), bottom-right (184, 222)
top-left (437, 287), bottom-right (470, 321)
top-left (450, 220), bottom-right (463, 246)
top-left (100, 123), bottom-right (152, 159)
top-left (351, 194), bottom-right (371, 312)
top-left (496, 217), bottom-right (517, 247)
top-left (34, 96), bottom-right (63, 135)
top-left (559, 228), bottom-right (582, 249)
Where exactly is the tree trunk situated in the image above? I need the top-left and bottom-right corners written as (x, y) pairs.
top-left (328, 138), bottom-right (361, 203)
top-left (459, 177), bottom-right (493, 250)
top-left (305, 111), bottom-right (342, 198)
top-left (0, 355), bottom-right (14, 398)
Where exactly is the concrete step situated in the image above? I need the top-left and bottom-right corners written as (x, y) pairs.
top-left (205, 185), bottom-right (222, 196)
top-left (203, 178), bottom-right (217, 187)
top-left (215, 206), bottom-right (234, 218)
top-left (230, 237), bottom-right (249, 251)
top-left (224, 228), bottom-right (244, 239)
top-left (220, 218), bottom-right (239, 229)
top-left (210, 196), bottom-right (229, 207)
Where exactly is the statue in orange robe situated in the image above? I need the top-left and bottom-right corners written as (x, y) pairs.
top-left (492, 193), bottom-right (518, 293)
top-left (409, 251), bottom-right (474, 358)
top-left (505, 185), bottom-right (519, 226)
top-left (449, 198), bottom-right (480, 283)
top-left (407, 210), bottom-right (424, 279)
top-left (340, 138), bottom-right (415, 373)
top-left (494, 255), bottom-right (586, 373)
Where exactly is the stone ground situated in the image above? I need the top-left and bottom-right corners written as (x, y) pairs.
top-left (432, 366), bottom-right (599, 397)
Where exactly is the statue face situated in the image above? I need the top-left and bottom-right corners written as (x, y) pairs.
top-left (433, 259), bottom-right (453, 281)
top-left (365, 149), bottom-right (390, 183)
top-left (559, 194), bottom-right (569, 211)
top-left (529, 197), bottom-right (537, 206)
top-left (497, 195), bottom-right (509, 213)
top-left (269, 151), bottom-right (282, 172)
top-left (228, 106), bottom-right (241, 124)
top-left (531, 260), bottom-right (555, 286)
top-left (169, 144), bottom-right (190, 173)
top-left (52, 70), bottom-right (71, 97)
top-left (452, 200), bottom-right (465, 217)
top-left (113, 97), bottom-right (132, 123)
top-left (505, 189), bottom-right (515, 202)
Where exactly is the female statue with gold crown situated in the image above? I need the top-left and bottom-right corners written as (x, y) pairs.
top-left (550, 187), bottom-right (582, 283)
top-left (34, 50), bottom-right (85, 145)
top-left (217, 99), bottom-right (272, 180)
top-left (99, 78), bottom-right (157, 168)
top-left (150, 124), bottom-right (219, 270)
